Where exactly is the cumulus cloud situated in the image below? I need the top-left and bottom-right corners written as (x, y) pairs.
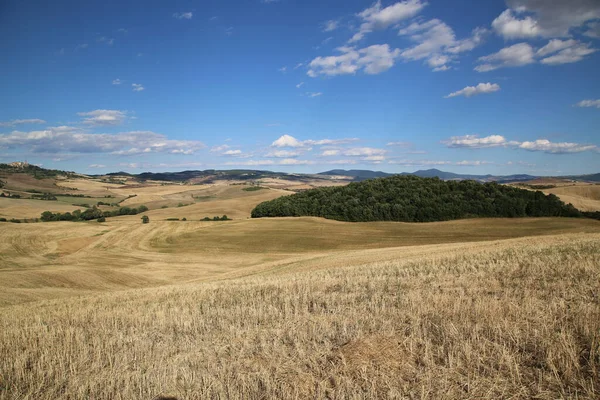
top-left (539, 41), bottom-right (596, 65)
top-left (222, 149), bottom-right (242, 156)
top-left (0, 127), bottom-right (205, 155)
top-left (321, 149), bottom-right (340, 156)
top-left (112, 78), bottom-right (123, 85)
top-left (271, 135), bottom-right (359, 148)
top-left (173, 12), bottom-right (193, 20)
top-left (443, 135), bottom-right (509, 148)
top-left (265, 149), bottom-right (302, 158)
top-left (443, 134), bottom-right (598, 154)
top-left (132, 83), bottom-right (145, 92)
top-left (271, 135), bottom-right (304, 148)
top-left (492, 0), bottom-right (600, 39)
top-left (0, 118), bottom-right (46, 127)
top-left (398, 19), bottom-right (487, 70)
top-left (476, 40), bottom-right (596, 71)
top-left (575, 99), bottom-right (600, 108)
top-left (445, 83), bottom-right (500, 98)
top-left (77, 110), bottom-right (127, 126)
top-left (350, 0), bottom-right (427, 43)
top-left (308, 44), bottom-right (401, 77)
top-left (475, 43), bottom-right (536, 72)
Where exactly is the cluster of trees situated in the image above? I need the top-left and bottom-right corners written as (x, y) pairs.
top-left (31, 193), bottom-right (57, 200)
top-left (201, 215), bottom-right (231, 221)
top-left (40, 205), bottom-right (149, 222)
top-left (251, 176), bottom-right (583, 222)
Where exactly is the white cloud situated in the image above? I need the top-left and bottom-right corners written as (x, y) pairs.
top-left (278, 66), bottom-right (287, 73)
top-left (75, 43), bottom-right (88, 50)
top-left (271, 135), bottom-right (304, 148)
top-left (223, 149), bottom-right (242, 156)
top-left (304, 138), bottom-right (359, 146)
top-left (350, 0), bottom-right (427, 43)
top-left (0, 128), bottom-right (205, 155)
top-left (173, 12), bottom-right (193, 20)
top-left (224, 159), bottom-right (274, 166)
top-left (343, 147), bottom-right (386, 156)
top-left (323, 20), bottom-right (339, 32)
top-left (443, 134), bottom-right (598, 154)
top-left (112, 78), bottom-right (123, 85)
top-left (271, 135), bottom-right (359, 148)
top-left (443, 134), bottom-right (509, 148)
top-left (0, 119), bottom-right (46, 128)
top-left (518, 139), bottom-right (597, 154)
top-left (78, 110), bottom-right (127, 126)
top-left (296, 82), bottom-right (304, 88)
top-left (539, 42), bottom-right (596, 65)
top-left (308, 44), bottom-right (400, 77)
top-left (306, 92), bottom-right (322, 97)
top-left (132, 83), bottom-right (145, 92)
top-left (88, 164), bottom-right (106, 168)
top-left (398, 19), bottom-right (487, 70)
top-left (265, 150), bottom-right (302, 158)
top-left (576, 99), bottom-right (600, 108)
top-left (475, 42), bottom-right (536, 72)
top-left (477, 39), bottom-right (596, 71)
top-left (492, 0), bottom-right (600, 39)
top-left (492, 9), bottom-right (543, 39)
top-left (584, 21), bottom-right (600, 38)
top-left (321, 149), bottom-right (340, 156)
top-left (445, 83), bottom-right (500, 98)
top-left (536, 39), bottom-right (578, 57)
top-left (211, 144), bottom-right (230, 152)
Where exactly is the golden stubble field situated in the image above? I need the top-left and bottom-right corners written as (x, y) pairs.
top-left (1, 175), bottom-right (600, 399)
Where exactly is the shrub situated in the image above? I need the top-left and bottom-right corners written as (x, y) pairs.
top-left (0, 217), bottom-right (7, 222)
top-left (97, 217), bottom-right (106, 223)
top-left (141, 215), bottom-right (149, 224)
top-left (166, 218), bottom-right (179, 221)
top-left (182, 217), bottom-right (187, 221)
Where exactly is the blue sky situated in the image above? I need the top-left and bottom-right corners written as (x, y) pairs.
top-left (0, 0), bottom-right (599, 175)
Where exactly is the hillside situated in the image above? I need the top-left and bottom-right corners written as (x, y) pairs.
top-left (1, 234), bottom-right (598, 398)
top-left (251, 175), bottom-right (582, 222)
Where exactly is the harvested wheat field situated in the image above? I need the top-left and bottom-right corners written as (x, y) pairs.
top-left (0, 232), bottom-right (599, 399)
top-left (543, 184), bottom-right (600, 212)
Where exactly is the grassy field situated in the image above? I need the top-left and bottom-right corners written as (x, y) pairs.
top-left (1, 174), bottom-right (600, 398)
top-left (0, 233), bottom-right (598, 399)
top-left (542, 184), bottom-right (600, 211)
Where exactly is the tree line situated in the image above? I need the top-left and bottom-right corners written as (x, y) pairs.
top-left (251, 176), bottom-right (587, 222)
top-left (40, 205), bottom-right (149, 222)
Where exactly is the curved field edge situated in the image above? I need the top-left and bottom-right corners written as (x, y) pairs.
top-left (0, 233), bottom-right (599, 399)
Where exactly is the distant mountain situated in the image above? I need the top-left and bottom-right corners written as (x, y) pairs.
top-left (319, 168), bottom-right (538, 182)
top-left (565, 173), bottom-right (600, 182)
